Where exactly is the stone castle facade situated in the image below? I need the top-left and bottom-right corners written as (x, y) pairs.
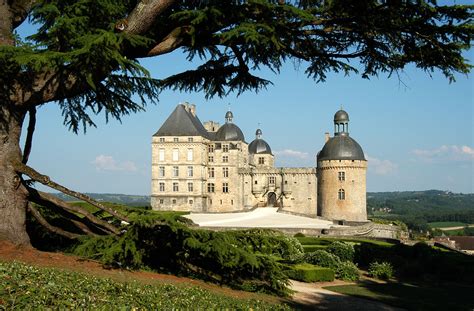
top-left (151, 103), bottom-right (367, 222)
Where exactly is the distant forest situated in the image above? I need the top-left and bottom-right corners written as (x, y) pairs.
top-left (367, 190), bottom-right (474, 232)
top-left (53, 190), bottom-right (474, 232)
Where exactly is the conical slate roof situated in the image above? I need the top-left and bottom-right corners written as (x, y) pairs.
top-left (153, 104), bottom-right (209, 137)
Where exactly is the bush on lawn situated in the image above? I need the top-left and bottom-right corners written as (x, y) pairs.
top-left (368, 261), bottom-right (394, 280)
top-left (302, 250), bottom-right (340, 269)
top-left (285, 263), bottom-right (335, 282)
top-left (327, 241), bottom-right (355, 262)
top-left (335, 261), bottom-right (359, 281)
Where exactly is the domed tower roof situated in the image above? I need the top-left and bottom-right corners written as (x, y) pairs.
top-left (249, 129), bottom-right (272, 154)
top-left (215, 109), bottom-right (245, 141)
top-left (318, 109), bottom-right (365, 161)
top-left (334, 109), bottom-right (349, 122)
top-left (317, 135), bottom-right (365, 161)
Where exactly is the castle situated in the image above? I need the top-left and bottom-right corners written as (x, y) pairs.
top-left (151, 103), bottom-right (367, 222)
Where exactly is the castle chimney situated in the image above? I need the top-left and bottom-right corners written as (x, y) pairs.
top-left (189, 104), bottom-right (196, 116)
top-left (325, 132), bottom-right (330, 142)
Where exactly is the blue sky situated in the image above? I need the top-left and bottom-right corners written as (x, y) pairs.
top-left (19, 16), bottom-right (473, 195)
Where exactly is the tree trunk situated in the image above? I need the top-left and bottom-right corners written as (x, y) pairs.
top-left (0, 103), bottom-right (30, 245)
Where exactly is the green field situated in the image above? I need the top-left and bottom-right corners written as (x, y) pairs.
top-left (428, 222), bottom-right (467, 228)
top-left (324, 281), bottom-right (474, 311)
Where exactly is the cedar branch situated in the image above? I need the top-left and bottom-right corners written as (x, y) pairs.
top-left (124, 0), bottom-right (176, 35)
top-left (27, 188), bottom-right (120, 235)
top-left (14, 161), bottom-right (130, 222)
top-left (27, 202), bottom-right (82, 239)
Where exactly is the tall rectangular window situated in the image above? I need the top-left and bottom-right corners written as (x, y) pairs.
top-left (188, 137), bottom-right (193, 142)
top-left (173, 137), bottom-right (179, 142)
top-left (159, 166), bottom-right (165, 177)
top-left (187, 148), bottom-right (193, 161)
top-left (338, 171), bottom-right (345, 181)
top-left (208, 167), bottom-right (214, 178)
top-left (173, 166), bottom-right (179, 177)
top-left (223, 167), bottom-right (229, 178)
top-left (338, 189), bottom-right (345, 200)
top-left (187, 166), bottom-right (193, 177)
top-left (222, 144), bottom-right (229, 152)
top-left (207, 183), bottom-right (215, 193)
top-left (222, 155), bottom-right (228, 163)
top-left (208, 155), bottom-right (214, 163)
top-left (222, 182), bottom-right (229, 193)
top-left (173, 182), bottom-right (179, 192)
top-left (208, 144), bottom-right (214, 153)
top-left (188, 182), bottom-right (193, 192)
top-left (159, 137), bottom-right (165, 142)
top-left (269, 176), bottom-right (276, 185)
top-left (159, 182), bottom-right (165, 192)
top-left (172, 148), bottom-right (179, 161)
top-left (159, 149), bottom-right (165, 162)
top-left (258, 157), bottom-right (265, 164)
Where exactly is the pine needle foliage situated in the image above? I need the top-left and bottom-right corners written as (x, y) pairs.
top-left (3, 0), bottom-right (472, 132)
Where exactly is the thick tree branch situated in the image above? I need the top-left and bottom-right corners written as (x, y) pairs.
top-left (22, 107), bottom-right (36, 164)
top-left (27, 202), bottom-right (81, 239)
top-left (14, 161), bottom-right (129, 223)
top-left (124, 0), bottom-right (176, 35)
top-left (27, 188), bottom-right (120, 235)
top-left (147, 26), bottom-right (189, 57)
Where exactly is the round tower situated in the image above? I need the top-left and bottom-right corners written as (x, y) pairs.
top-left (317, 109), bottom-right (367, 222)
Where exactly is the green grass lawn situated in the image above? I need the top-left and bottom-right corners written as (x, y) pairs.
top-left (428, 221), bottom-right (467, 228)
top-left (0, 261), bottom-right (289, 310)
top-left (324, 280), bottom-right (474, 311)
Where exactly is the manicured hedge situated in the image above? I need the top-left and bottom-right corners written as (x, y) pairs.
top-left (285, 264), bottom-right (335, 282)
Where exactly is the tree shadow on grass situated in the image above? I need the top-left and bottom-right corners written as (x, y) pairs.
top-left (324, 279), bottom-right (474, 311)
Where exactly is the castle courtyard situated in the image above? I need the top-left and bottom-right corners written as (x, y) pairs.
top-left (184, 207), bottom-right (342, 229)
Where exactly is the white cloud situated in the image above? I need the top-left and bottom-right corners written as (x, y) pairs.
top-left (412, 145), bottom-right (474, 162)
top-left (92, 155), bottom-right (137, 172)
top-left (274, 149), bottom-right (311, 160)
top-left (366, 156), bottom-right (398, 175)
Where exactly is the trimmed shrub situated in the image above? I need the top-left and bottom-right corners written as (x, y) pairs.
top-left (294, 232), bottom-right (305, 238)
top-left (368, 261), bottom-right (394, 280)
top-left (336, 261), bottom-right (359, 281)
top-left (303, 250), bottom-right (340, 269)
top-left (285, 264), bottom-right (335, 282)
top-left (327, 241), bottom-right (355, 262)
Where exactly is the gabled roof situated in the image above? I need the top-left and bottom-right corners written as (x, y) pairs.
top-left (153, 104), bottom-right (209, 138)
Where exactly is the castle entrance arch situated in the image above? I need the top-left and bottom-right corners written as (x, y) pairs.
top-left (267, 192), bottom-right (277, 207)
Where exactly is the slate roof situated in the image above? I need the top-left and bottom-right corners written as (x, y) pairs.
top-left (317, 134), bottom-right (366, 161)
top-left (153, 104), bottom-right (209, 138)
top-left (215, 123), bottom-right (245, 142)
top-left (249, 139), bottom-right (272, 155)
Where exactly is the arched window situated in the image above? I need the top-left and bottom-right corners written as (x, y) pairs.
top-left (338, 189), bottom-right (345, 200)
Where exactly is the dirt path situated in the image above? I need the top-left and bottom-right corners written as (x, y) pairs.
top-left (1, 240), bottom-right (402, 310)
